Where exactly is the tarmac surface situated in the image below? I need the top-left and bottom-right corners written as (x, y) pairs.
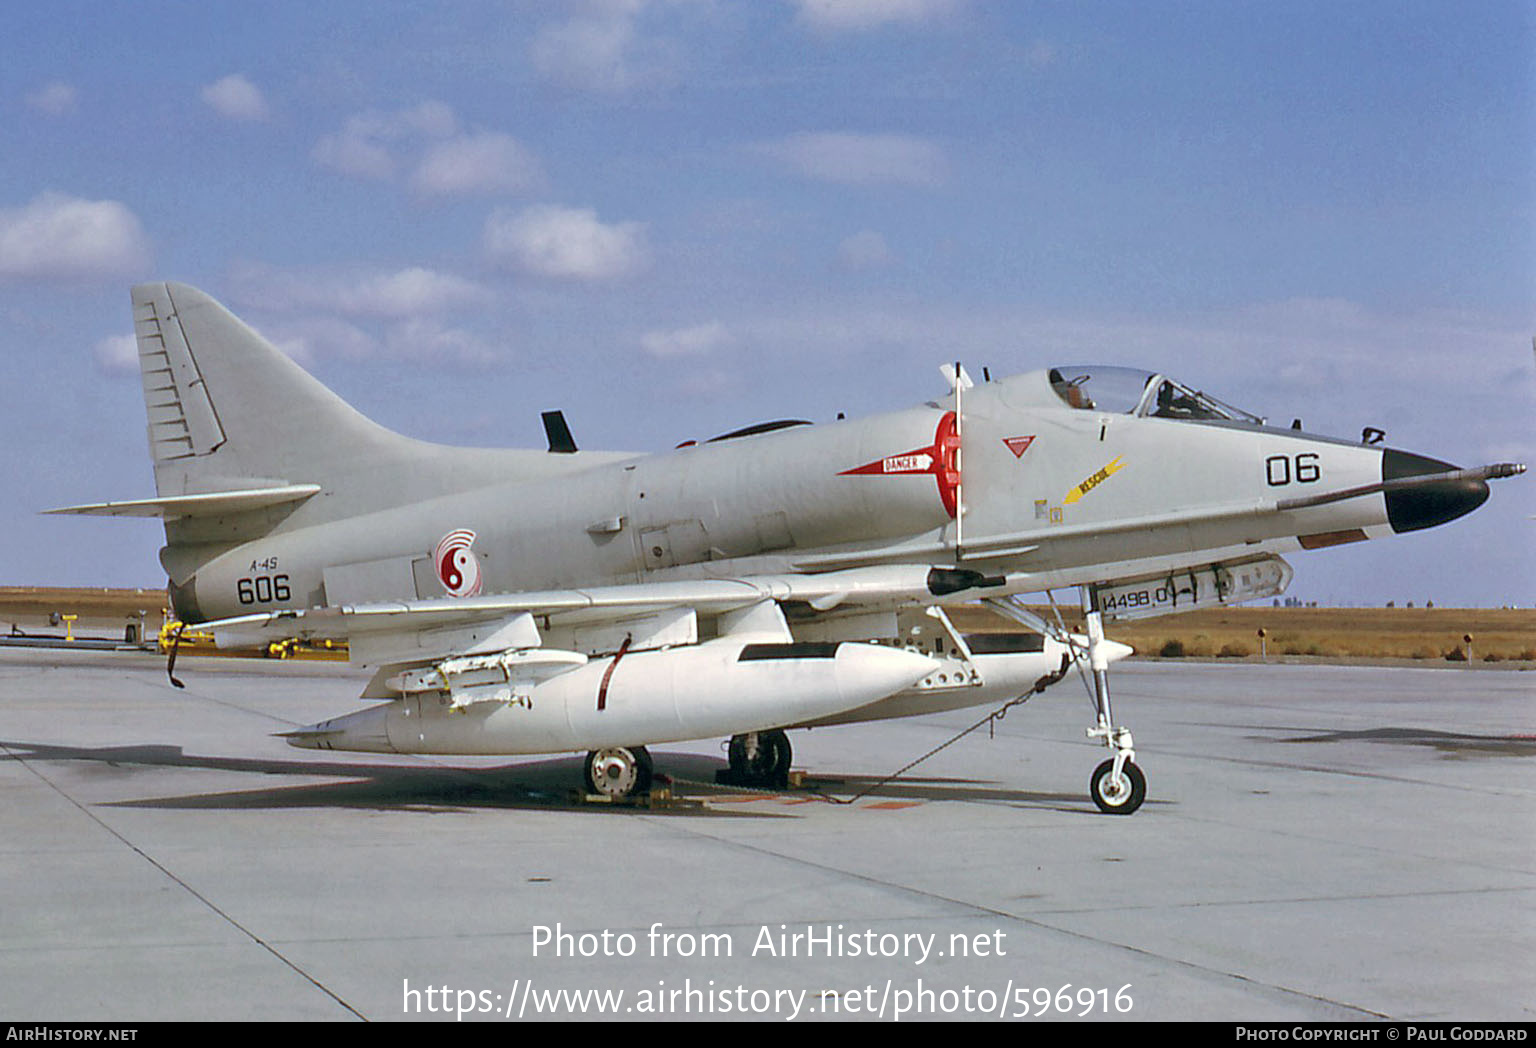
top-left (0, 647), bottom-right (1531, 1022)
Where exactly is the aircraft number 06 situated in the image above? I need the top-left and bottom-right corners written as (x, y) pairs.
top-left (1265, 453), bottom-right (1320, 487)
top-left (237, 574), bottom-right (291, 604)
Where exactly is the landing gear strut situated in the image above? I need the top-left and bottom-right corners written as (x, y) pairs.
top-left (1083, 588), bottom-right (1145, 815)
top-left (719, 729), bottom-right (792, 788)
top-left (988, 591), bottom-right (1148, 814)
top-left (584, 745), bottom-right (653, 799)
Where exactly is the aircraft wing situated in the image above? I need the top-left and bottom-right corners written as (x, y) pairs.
top-left (191, 564), bottom-right (1002, 667)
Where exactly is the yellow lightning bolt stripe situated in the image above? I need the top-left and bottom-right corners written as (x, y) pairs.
top-left (1063, 456), bottom-right (1125, 504)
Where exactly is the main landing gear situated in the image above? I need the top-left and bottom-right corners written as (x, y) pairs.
top-left (718, 729), bottom-right (792, 788)
top-left (583, 745), bottom-right (653, 799)
top-left (583, 729), bottom-right (793, 799)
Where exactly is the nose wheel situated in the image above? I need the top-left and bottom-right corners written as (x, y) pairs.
top-left (584, 746), bottom-right (654, 799)
top-left (1090, 757), bottom-right (1146, 814)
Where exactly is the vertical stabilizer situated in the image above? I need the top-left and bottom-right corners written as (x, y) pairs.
top-left (95, 283), bottom-right (622, 600)
top-left (134, 282), bottom-right (415, 499)
top-left (121, 282), bottom-right (609, 563)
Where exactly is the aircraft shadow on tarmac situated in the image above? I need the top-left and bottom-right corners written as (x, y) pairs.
top-left (1248, 725), bottom-right (1536, 758)
top-left (789, 773), bottom-right (1125, 813)
top-left (0, 740), bottom-right (1112, 815)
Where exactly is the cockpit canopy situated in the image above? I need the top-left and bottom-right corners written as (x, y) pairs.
top-left (1047, 366), bottom-right (1264, 425)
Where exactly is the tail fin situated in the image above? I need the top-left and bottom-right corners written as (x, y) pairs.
top-left (53, 283), bottom-right (590, 591)
top-left (125, 283), bottom-right (561, 576)
top-left (135, 282), bottom-right (412, 499)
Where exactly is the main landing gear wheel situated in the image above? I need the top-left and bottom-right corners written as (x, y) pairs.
top-left (724, 730), bottom-right (792, 788)
top-left (584, 746), bottom-right (654, 799)
top-left (1089, 758), bottom-right (1146, 815)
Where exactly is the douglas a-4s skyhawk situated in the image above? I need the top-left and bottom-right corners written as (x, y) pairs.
top-left (51, 284), bottom-right (1524, 813)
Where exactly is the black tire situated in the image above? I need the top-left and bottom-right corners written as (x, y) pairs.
top-left (1089, 758), bottom-right (1146, 815)
top-left (584, 746), bottom-right (654, 798)
top-left (726, 730), bottom-right (792, 787)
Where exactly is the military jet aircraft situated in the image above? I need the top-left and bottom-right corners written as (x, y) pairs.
top-left (50, 283), bottom-right (1524, 813)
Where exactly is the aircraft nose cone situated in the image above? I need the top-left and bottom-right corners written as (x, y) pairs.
top-left (1382, 449), bottom-right (1489, 533)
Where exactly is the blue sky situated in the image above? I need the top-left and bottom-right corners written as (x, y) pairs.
top-left (2, 0), bottom-right (1531, 606)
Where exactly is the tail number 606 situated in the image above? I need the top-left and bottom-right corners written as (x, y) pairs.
top-left (237, 574), bottom-right (291, 604)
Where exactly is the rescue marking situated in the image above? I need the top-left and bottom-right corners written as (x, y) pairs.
top-left (1063, 457), bottom-right (1124, 504)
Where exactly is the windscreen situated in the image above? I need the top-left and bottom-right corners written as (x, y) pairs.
top-left (1048, 366), bottom-right (1263, 424)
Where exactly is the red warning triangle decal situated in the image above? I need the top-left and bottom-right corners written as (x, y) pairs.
top-left (1003, 435), bottom-right (1036, 458)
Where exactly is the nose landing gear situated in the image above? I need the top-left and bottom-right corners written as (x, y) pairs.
top-left (988, 589), bottom-right (1148, 815)
top-left (1083, 591), bottom-right (1145, 814)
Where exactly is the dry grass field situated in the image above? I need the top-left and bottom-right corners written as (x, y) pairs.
top-left (947, 604), bottom-right (1535, 663)
top-left (0, 586), bottom-right (169, 637)
top-left (3, 586), bottom-right (1532, 663)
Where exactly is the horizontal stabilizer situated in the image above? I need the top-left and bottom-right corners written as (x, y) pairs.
top-left (44, 484), bottom-right (321, 520)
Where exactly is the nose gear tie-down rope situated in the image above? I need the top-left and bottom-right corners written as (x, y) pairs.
top-left (809, 657), bottom-right (1070, 805)
top-left (671, 651), bottom-right (1073, 806)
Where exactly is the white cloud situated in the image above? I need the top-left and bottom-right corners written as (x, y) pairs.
top-left (640, 321), bottom-right (732, 358)
top-left (837, 229), bottom-right (894, 269)
top-left (313, 103), bottom-right (458, 181)
top-left (200, 74), bottom-right (270, 122)
top-left (412, 132), bottom-right (543, 196)
top-left (225, 265), bottom-right (500, 366)
top-left (266, 316), bottom-right (378, 365)
top-left (93, 334), bottom-right (138, 376)
top-left (792, 0), bottom-right (963, 32)
top-left (484, 205), bottom-right (649, 280)
top-left (533, 10), bottom-right (635, 91)
top-left (314, 102), bottom-right (540, 198)
top-left (331, 268), bottom-right (491, 317)
top-left (754, 132), bottom-right (947, 187)
top-left (312, 118), bottom-right (398, 180)
top-left (230, 263), bottom-right (490, 319)
top-left (26, 82), bottom-right (77, 116)
top-left (530, 2), bottom-right (681, 93)
top-left (394, 100), bottom-right (459, 138)
top-left (383, 317), bottom-right (500, 366)
top-left (0, 192), bottom-right (151, 280)
top-left (264, 313), bottom-right (499, 367)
